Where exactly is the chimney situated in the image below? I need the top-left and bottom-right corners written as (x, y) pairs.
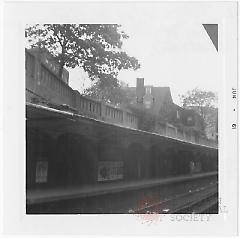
top-left (136, 78), bottom-right (145, 103)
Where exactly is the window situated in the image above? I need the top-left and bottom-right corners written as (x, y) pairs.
top-left (146, 87), bottom-right (151, 94)
top-left (145, 100), bottom-right (151, 109)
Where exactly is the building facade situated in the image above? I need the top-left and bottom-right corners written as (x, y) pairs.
top-left (124, 78), bottom-right (213, 145)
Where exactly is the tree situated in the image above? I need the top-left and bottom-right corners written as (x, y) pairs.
top-left (127, 105), bottom-right (157, 132)
top-left (25, 24), bottom-right (140, 86)
top-left (179, 88), bottom-right (217, 120)
top-left (179, 88), bottom-right (218, 134)
top-left (83, 80), bottom-right (135, 105)
top-left (83, 80), bottom-right (123, 104)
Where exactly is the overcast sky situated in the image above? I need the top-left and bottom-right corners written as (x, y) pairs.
top-left (67, 3), bottom-right (221, 106)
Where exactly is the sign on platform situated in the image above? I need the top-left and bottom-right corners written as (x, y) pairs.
top-left (98, 161), bottom-right (123, 181)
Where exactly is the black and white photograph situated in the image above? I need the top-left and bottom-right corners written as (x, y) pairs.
top-left (25, 22), bottom-right (219, 214)
top-left (1, 1), bottom-right (238, 236)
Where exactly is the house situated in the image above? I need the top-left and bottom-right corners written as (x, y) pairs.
top-left (124, 78), bottom-right (205, 141)
top-left (204, 108), bottom-right (218, 141)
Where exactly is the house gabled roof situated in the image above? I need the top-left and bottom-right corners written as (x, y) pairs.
top-left (123, 86), bottom-right (173, 109)
top-left (151, 86), bottom-right (173, 106)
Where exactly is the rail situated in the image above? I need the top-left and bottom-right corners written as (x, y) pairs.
top-left (133, 182), bottom-right (218, 214)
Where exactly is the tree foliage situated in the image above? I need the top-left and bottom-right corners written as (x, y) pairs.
top-left (25, 24), bottom-right (140, 85)
top-left (179, 88), bottom-right (217, 120)
top-left (83, 80), bottom-right (135, 105)
top-left (128, 105), bottom-right (157, 132)
top-left (179, 88), bottom-right (218, 135)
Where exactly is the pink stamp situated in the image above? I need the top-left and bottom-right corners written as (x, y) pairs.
top-left (133, 196), bottom-right (164, 224)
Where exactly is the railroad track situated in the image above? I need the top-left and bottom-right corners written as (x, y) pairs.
top-left (170, 191), bottom-right (218, 214)
top-left (133, 181), bottom-right (218, 214)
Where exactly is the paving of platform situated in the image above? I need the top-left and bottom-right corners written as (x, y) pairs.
top-left (27, 171), bottom-right (217, 205)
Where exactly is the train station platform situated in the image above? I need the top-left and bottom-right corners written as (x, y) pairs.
top-left (27, 171), bottom-right (217, 205)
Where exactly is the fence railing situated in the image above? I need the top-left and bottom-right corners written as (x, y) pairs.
top-left (26, 49), bottom-right (217, 148)
top-left (162, 124), bottom-right (218, 148)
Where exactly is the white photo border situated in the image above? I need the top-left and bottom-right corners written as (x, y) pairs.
top-left (2, 1), bottom-right (238, 236)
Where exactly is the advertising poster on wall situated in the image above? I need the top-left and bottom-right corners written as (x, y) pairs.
top-left (35, 161), bottom-right (48, 183)
top-left (98, 161), bottom-right (123, 181)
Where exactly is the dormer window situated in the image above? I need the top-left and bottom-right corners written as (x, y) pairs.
top-left (146, 87), bottom-right (151, 94)
top-left (145, 101), bottom-right (151, 109)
